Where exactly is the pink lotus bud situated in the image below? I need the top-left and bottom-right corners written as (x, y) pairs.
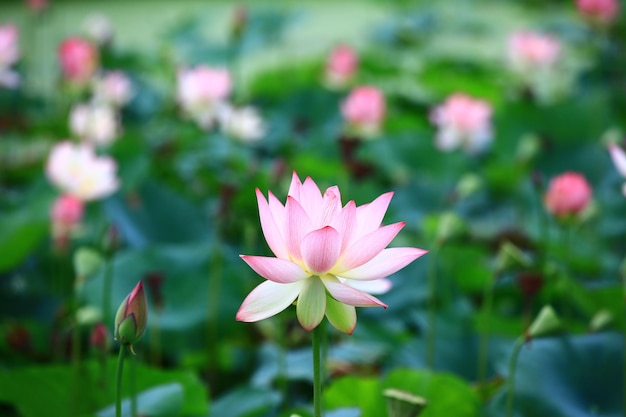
top-left (51, 193), bottom-right (84, 228)
top-left (114, 281), bottom-right (148, 349)
top-left (177, 66), bottom-right (232, 129)
top-left (69, 102), bottom-right (119, 146)
top-left (325, 44), bottom-right (358, 88)
top-left (46, 141), bottom-right (119, 201)
top-left (340, 86), bottom-right (386, 138)
top-left (50, 194), bottom-right (84, 248)
top-left (507, 31), bottom-right (561, 71)
top-left (430, 93), bottom-right (493, 154)
top-left (544, 172), bottom-right (592, 218)
top-left (576, 0), bottom-right (619, 25)
top-left (92, 71), bottom-right (133, 107)
top-left (58, 36), bottom-right (99, 86)
top-left (90, 322), bottom-right (110, 352)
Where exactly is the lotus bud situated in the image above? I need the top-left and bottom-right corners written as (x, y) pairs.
top-left (436, 211), bottom-right (465, 244)
top-left (114, 281), bottom-right (148, 352)
top-left (384, 388), bottom-right (428, 417)
top-left (494, 241), bottom-right (532, 274)
top-left (526, 305), bottom-right (560, 340)
top-left (73, 247), bottom-right (103, 285)
top-left (90, 322), bottom-right (111, 353)
top-left (589, 309), bottom-right (613, 332)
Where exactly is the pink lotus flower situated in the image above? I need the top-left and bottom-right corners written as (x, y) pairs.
top-left (46, 141), bottom-right (119, 201)
top-left (92, 71), bottom-right (133, 107)
top-left (70, 102), bottom-right (119, 146)
top-left (608, 144), bottom-right (626, 196)
top-left (507, 31), bottom-right (561, 71)
top-left (0, 24), bottom-right (20, 88)
top-left (325, 44), bottom-right (358, 88)
top-left (50, 193), bottom-right (84, 241)
top-left (341, 86), bottom-right (386, 138)
top-left (237, 173), bottom-right (427, 334)
top-left (576, 0), bottom-right (619, 24)
top-left (58, 36), bottom-right (98, 85)
top-left (544, 172), bottom-right (592, 218)
top-left (430, 93), bottom-right (493, 154)
top-left (177, 66), bottom-right (232, 128)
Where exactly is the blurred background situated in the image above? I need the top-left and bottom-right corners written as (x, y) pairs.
top-left (1, 0), bottom-right (625, 416)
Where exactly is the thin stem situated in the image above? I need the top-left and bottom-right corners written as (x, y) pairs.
top-left (116, 344), bottom-right (126, 417)
top-left (71, 301), bottom-right (81, 417)
top-left (312, 325), bottom-right (323, 417)
top-left (506, 337), bottom-right (525, 417)
top-left (103, 258), bottom-right (114, 327)
top-left (426, 243), bottom-right (440, 369)
top-left (130, 355), bottom-right (137, 417)
top-left (478, 273), bottom-right (496, 387)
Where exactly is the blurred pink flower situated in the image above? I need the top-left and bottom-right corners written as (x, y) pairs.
top-left (58, 37), bottom-right (99, 85)
top-left (608, 144), bottom-right (626, 196)
top-left (0, 25), bottom-right (19, 68)
top-left (26, 0), bottom-right (48, 12)
top-left (177, 65), bottom-right (231, 128)
top-left (69, 102), bottom-right (119, 146)
top-left (50, 193), bottom-right (84, 239)
top-left (0, 24), bottom-right (20, 88)
top-left (508, 31), bottom-right (561, 71)
top-left (237, 172), bottom-right (427, 334)
top-left (341, 86), bottom-right (386, 138)
top-left (92, 71), bottom-right (133, 107)
top-left (544, 172), bottom-right (592, 218)
top-left (325, 44), bottom-right (358, 88)
top-left (576, 0), bottom-right (619, 24)
top-left (430, 93), bottom-right (493, 154)
top-left (46, 141), bottom-right (119, 201)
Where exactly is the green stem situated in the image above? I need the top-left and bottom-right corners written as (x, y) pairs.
top-left (71, 302), bottom-right (82, 417)
top-left (103, 258), bottom-right (113, 327)
top-left (312, 325), bottom-right (323, 417)
top-left (426, 244), bottom-right (440, 369)
top-left (506, 337), bottom-right (525, 417)
top-left (116, 344), bottom-right (126, 417)
top-left (478, 273), bottom-right (495, 387)
top-left (130, 355), bottom-right (137, 417)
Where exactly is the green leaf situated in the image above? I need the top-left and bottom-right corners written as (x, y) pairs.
top-left (95, 382), bottom-right (185, 417)
top-left (0, 359), bottom-right (208, 417)
top-left (324, 375), bottom-right (386, 417)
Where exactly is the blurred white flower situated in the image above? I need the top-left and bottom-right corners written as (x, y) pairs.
top-left (218, 105), bottom-right (266, 143)
top-left (177, 65), bottom-right (231, 129)
top-left (92, 71), bottom-right (133, 107)
top-left (82, 13), bottom-right (114, 46)
top-left (70, 102), bottom-right (119, 146)
top-left (430, 93), bottom-right (493, 154)
top-left (46, 141), bottom-right (119, 201)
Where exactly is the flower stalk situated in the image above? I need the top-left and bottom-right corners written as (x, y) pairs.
top-left (312, 324), bottom-right (323, 417)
